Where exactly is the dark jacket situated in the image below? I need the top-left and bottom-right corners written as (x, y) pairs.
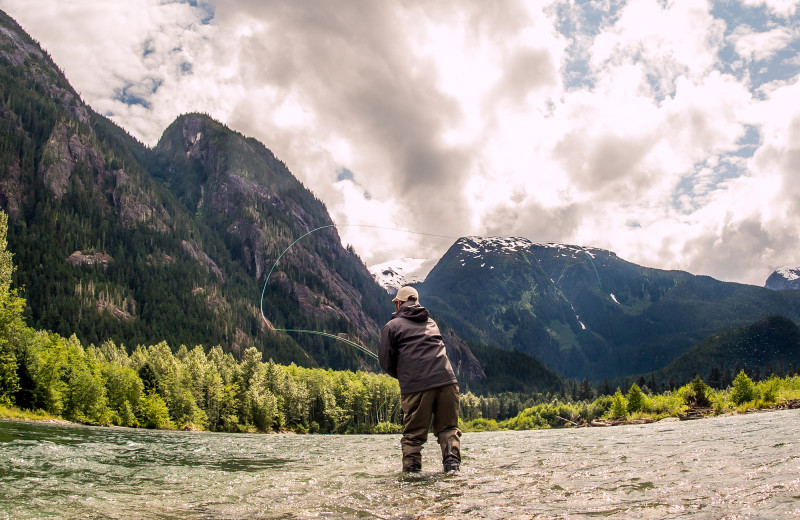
top-left (379, 300), bottom-right (457, 394)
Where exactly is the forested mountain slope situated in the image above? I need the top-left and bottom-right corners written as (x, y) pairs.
top-left (645, 315), bottom-right (800, 388)
top-left (0, 11), bottom-right (488, 382)
top-left (421, 237), bottom-right (800, 380)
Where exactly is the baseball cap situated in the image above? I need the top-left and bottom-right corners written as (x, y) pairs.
top-left (392, 286), bottom-right (419, 303)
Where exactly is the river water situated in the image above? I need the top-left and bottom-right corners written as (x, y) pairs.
top-left (1, 410), bottom-right (799, 519)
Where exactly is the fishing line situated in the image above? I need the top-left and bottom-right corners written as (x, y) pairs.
top-left (259, 225), bottom-right (606, 360)
top-left (260, 224), bottom-right (458, 361)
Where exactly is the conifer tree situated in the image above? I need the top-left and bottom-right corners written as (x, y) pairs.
top-left (731, 370), bottom-right (755, 405)
top-left (0, 211), bottom-right (26, 405)
top-left (626, 383), bottom-right (645, 414)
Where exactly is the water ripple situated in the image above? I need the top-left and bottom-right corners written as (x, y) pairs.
top-left (1, 410), bottom-right (799, 519)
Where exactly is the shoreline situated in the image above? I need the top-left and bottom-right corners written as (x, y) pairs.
top-left (3, 398), bottom-right (799, 434)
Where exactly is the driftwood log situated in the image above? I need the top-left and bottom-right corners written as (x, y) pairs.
top-left (678, 407), bottom-right (713, 421)
top-left (776, 398), bottom-right (800, 409)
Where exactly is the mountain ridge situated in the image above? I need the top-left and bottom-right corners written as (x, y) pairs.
top-left (2, 9), bottom-right (798, 391)
top-left (0, 11), bottom-right (490, 386)
top-left (419, 236), bottom-right (800, 380)
top-left (644, 315), bottom-right (800, 387)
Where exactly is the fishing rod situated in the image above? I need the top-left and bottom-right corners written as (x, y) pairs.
top-left (260, 223), bottom-right (458, 361)
top-left (259, 225), bottom-right (607, 360)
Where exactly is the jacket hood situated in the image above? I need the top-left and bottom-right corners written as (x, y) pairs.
top-left (394, 301), bottom-right (430, 322)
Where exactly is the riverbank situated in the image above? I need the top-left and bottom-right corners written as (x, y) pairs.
top-left (4, 392), bottom-right (800, 435)
top-left (586, 397), bottom-right (800, 427)
top-left (458, 374), bottom-right (800, 432)
top-left (0, 405), bottom-right (66, 424)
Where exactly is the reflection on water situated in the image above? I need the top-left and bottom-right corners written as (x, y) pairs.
top-left (1, 410), bottom-right (799, 519)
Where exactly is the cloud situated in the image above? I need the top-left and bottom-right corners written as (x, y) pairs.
top-left (2, 0), bottom-right (800, 285)
top-left (589, 0), bottom-right (726, 98)
top-left (742, 0), bottom-right (799, 17)
top-left (729, 25), bottom-right (796, 62)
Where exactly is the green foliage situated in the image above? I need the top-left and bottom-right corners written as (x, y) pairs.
top-left (99, 355), bottom-right (143, 427)
top-left (373, 421), bottom-right (403, 434)
top-left (140, 391), bottom-right (173, 429)
top-left (626, 383), bottom-right (645, 413)
top-left (0, 212), bottom-right (26, 404)
top-left (6, 322), bottom-right (405, 433)
top-left (760, 376), bottom-right (780, 404)
top-left (6, 324), bottom-right (800, 433)
top-left (682, 376), bottom-right (712, 407)
top-left (458, 390), bottom-right (546, 423)
top-left (608, 390), bottom-right (628, 419)
top-left (461, 418), bottom-right (500, 432)
top-left (495, 373), bottom-right (800, 432)
top-left (731, 370), bottom-right (755, 405)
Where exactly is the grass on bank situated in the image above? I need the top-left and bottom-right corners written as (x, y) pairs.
top-left (0, 404), bottom-right (60, 422)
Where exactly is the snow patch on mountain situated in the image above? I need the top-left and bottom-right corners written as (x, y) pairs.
top-left (369, 257), bottom-right (437, 293)
top-left (455, 236), bottom-right (609, 264)
top-left (460, 236), bottom-right (533, 255)
top-left (765, 266), bottom-right (800, 290)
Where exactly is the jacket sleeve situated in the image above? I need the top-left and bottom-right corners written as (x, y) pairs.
top-left (379, 323), bottom-right (398, 378)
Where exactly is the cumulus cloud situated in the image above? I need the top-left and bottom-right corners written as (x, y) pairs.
top-left (2, 0), bottom-right (799, 284)
top-left (742, 0), bottom-right (799, 17)
top-left (730, 25), bottom-right (796, 62)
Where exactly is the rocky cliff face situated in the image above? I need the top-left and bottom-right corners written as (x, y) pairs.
top-left (0, 16), bottom-right (90, 126)
top-left (441, 329), bottom-right (486, 383)
top-left (154, 114), bottom-right (387, 343)
top-left (0, 10), bottom-right (489, 383)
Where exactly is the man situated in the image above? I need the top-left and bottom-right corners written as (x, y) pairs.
top-left (379, 286), bottom-right (461, 473)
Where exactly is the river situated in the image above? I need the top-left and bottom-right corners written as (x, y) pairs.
top-left (1, 409), bottom-right (799, 519)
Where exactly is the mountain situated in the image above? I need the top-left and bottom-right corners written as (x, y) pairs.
top-left (0, 11), bottom-right (491, 383)
top-left (8, 9), bottom-right (796, 392)
top-left (419, 236), bottom-right (800, 380)
top-left (152, 113), bottom-right (391, 363)
top-left (647, 315), bottom-right (800, 387)
top-left (465, 341), bottom-right (564, 394)
top-left (0, 11), bottom-right (231, 353)
top-left (369, 257), bottom-right (436, 293)
top-left (765, 267), bottom-right (800, 290)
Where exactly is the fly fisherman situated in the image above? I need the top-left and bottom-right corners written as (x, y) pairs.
top-left (379, 286), bottom-right (461, 473)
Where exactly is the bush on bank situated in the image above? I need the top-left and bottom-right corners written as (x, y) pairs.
top-left (458, 372), bottom-right (800, 432)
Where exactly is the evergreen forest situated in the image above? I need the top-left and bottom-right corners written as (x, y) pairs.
top-left (3, 208), bottom-right (800, 434)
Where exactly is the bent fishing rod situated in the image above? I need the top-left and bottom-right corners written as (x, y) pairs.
top-left (259, 224), bottom-right (606, 361)
top-left (259, 224), bottom-right (457, 361)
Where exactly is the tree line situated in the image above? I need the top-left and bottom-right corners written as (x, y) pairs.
top-left (7, 333), bottom-right (404, 433)
top-left (2, 207), bottom-right (800, 434)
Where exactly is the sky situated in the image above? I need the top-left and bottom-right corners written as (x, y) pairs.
top-left (2, 0), bottom-right (799, 286)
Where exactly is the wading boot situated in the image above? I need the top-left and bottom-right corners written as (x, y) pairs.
top-left (443, 458), bottom-right (460, 473)
top-left (438, 429), bottom-right (461, 474)
top-left (403, 461), bottom-right (422, 473)
top-left (402, 445), bottom-right (422, 473)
